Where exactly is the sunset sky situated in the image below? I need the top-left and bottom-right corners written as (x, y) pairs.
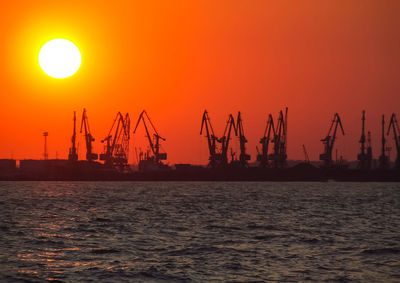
top-left (0, 1), bottom-right (399, 165)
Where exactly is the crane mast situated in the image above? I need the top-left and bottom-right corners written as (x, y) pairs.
top-left (236, 112), bottom-right (250, 166)
top-left (133, 110), bottom-right (167, 163)
top-left (68, 111), bottom-right (78, 162)
top-left (387, 113), bottom-right (400, 168)
top-left (379, 115), bottom-right (389, 169)
top-left (357, 110), bottom-right (372, 169)
top-left (200, 110), bottom-right (222, 168)
top-left (257, 114), bottom-right (275, 167)
top-left (80, 108), bottom-right (98, 162)
top-left (270, 110), bottom-right (283, 167)
top-left (269, 108), bottom-right (288, 168)
top-left (220, 114), bottom-right (237, 166)
top-left (319, 113), bottom-right (345, 168)
top-left (282, 107), bottom-right (288, 164)
top-left (122, 113), bottom-right (131, 164)
top-left (360, 110), bottom-right (366, 157)
top-left (100, 112), bottom-right (130, 171)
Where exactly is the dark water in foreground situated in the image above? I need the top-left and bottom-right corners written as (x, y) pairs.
top-left (0, 182), bottom-right (399, 282)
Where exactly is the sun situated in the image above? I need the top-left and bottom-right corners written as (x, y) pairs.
top-left (39, 39), bottom-right (81, 79)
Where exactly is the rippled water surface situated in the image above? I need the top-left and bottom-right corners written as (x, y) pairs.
top-left (0, 182), bottom-right (399, 282)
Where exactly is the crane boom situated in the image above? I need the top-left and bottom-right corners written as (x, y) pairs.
top-left (100, 112), bottom-right (130, 171)
top-left (134, 111), bottom-right (155, 156)
top-left (379, 115), bottom-right (389, 169)
top-left (200, 110), bottom-right (217, 156)
top-left (257, 114), bottom-right (275, 167)
top-left (133, 110), bottom-right (167, 168)
top-left (68, 111), bottom-right (78, 162)
top-left (236, 111), bottom-right (250, 166)
top-left (319, 113), bottom-right (345, 167)
top-left (220, 114), bottom-right (236, 165)
top-left (302, 144), bottom-right (310, 163)
top-left (331, 114), bottom-right (344, 146)
top-left (387, 113), bottom-right (400, 168)
top-left (200, 110), bottom-right (222, 167)
top-left (269, 108), bottom-right (288, 168)
top-left (80, 108), bottom-right (98, 162)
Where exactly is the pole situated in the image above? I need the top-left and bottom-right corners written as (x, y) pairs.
top-left (43, 132), bottom-right (48, 160)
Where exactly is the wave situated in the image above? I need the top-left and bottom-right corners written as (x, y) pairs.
top-left (92, 217), bottom-right (112, 222)
top-left (253, 234), bottom-right (279, 240)
top-left (361, 248), bottom-right (400, 255)
top-left (246, 224), bottom-right (277, 230)
top-left (90, 248), bottom-right (120, 254)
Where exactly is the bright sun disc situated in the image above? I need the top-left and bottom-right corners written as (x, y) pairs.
top-left (39, 39), bottom-right (81, 78)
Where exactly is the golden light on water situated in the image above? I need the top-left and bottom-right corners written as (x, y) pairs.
top-left (38, 39), bottom-right (81, 79)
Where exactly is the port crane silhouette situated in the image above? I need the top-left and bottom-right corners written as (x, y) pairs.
top-left (236, 111), bottom-right (250, 166)
top-left (357, 110), bottom-right (372, 169)
top-left (133, 110), bottom-right (167, 170)
top-left (379, 115), bottom-right (389, 169)
top-left (80, 108), bottom-right (98, 162)
top-left (257, 114), bottom-right (275, 167)
top-left (68, 111), bottom-right (78, 162)
top-left (387, 113), bottom-right (400, 168)
top-left (220, 114), bottom-right (237, 166)
top-left (200, 110), bottom-right (222, 168)
top-left (100, 112), bottom-right (130, 171)
top-left (319, 113), bottom-right (345, 167)
top-left (269, 108), bottom-right (288, 168)
top-left (200, 110), bottom-right (238, 168)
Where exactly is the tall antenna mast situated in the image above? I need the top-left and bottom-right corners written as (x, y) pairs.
top-left (43, 132), bottom-right (48, 160)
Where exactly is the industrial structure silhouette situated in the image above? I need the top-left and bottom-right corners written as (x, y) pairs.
top-left (0, 108), bottom-right (399, 181)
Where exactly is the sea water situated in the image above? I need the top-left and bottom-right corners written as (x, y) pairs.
top-left (0, 181), bottom-right (399, 282)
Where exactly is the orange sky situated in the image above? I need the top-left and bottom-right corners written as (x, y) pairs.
top-left (0, 1), bottom-right (399, 165)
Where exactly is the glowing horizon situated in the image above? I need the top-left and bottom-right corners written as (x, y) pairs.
top-left (0, 1), bottom-right (399, 164)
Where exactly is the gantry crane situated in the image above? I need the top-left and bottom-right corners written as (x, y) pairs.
top-left (387, 113), bottom-right (400, 168)
top-left (379, 115), bottom-right (389, 169)
top-left (68, 111), bottom-right (78, 162)
top-left (220, 114), bottom-right (237, 166)
top-left (236, 112), bottom-right (250, 166)
top-left (100, 112), bottom-right (130, 171)
top-left (200, 110), bottom-right (222, 168)
top-left (357, 110), bottom-right (372, 169)
top-left (80, 108), bottom-right (98, 162)
top-left (269, 108), bottom-right (288, 168)
top-left (257, 114), bottom-right (275, 167)
top-left (319, 113), bottom-right (344, 167)
top-left (133, 110), bottom-right (167, 171)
